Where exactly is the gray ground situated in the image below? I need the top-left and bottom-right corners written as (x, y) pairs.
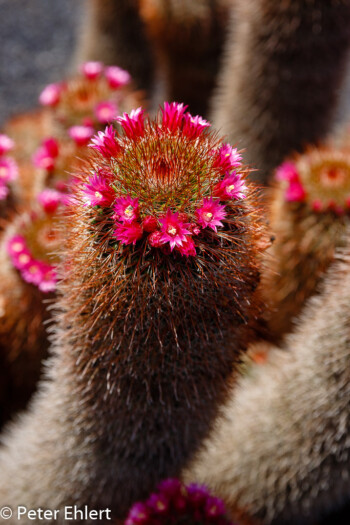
top-left (0, 0), bottom-right (84, 127)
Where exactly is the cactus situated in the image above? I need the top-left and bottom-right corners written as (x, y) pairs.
top-left (0, 103), bottom-right (266, 522)
top-left (211, 0), bottom-right (350, 183)
top-left (184, 243), bottom-right (350, 524)
top-left (262, 146), bottom-right (350, 341)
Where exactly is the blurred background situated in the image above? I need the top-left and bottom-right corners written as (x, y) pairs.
top-left (0, 0), bottom-right (84, 126)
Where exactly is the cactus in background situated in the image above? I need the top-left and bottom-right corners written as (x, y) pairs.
top-left (124, 478), bottom-right (235, 525)
top-left (74, 0), bottom-right (154, 94)
top-left (0, 103), bottom-right (266, 522)
top-left (184, 244), bottom-right (350, 524)
top-left (262, 147), bottom-right (350, 341)
top-left (211, 0), bottom-right (350, 183)
top-left (138, 0), bottom-right (229, 116)
top-left (0, 192), bottom-right (65, 428)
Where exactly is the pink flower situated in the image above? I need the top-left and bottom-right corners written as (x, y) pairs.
top-left (0, 182), bottom-right (9, 200)
top-left (114, 221), bottom-right (143, 245)
top-left (68, 125), bottom-right (95, 147)
top-left (0, 157), bottom-right (18, 183)
top-left (105, 66), bottom-right (131, 89)
top-left (39, 83), bottom-right (61, 106)
top-left (38, 189), bottom-right (64, 213)
top-left (114, 196), bottom-right (139, 223)
top-left (117, 107), bottom-right (145, 139)
top-left (32, 138), bottom-right (59, 171)
top-left (285, 180), bottom-right (306, 202)
top-left (161, 102), bottom-right (187, 132)
top-left (81, 61), bottom-right (104, 80)
top-left (213, 144), bottom-right (242, 172)
top-left (0, 134), bottom-right (14, 155)
top-left (196, 198), bottom-right (227, 231)
top-left (182, 113), bottom-right (211, 139)
top-left (89, 125), bottom-right (121, 158)
top-left (159, 209), bottom-right (191, 250)
top-left (83, 172), bottom-right (115, 206)
top-left (148, 230), bottom-right (164, 247)
top-left (94, 101), bottom-right (119, 123)
top-left (11, 248), bottom-right (32, 271)
top-left (275, 161), bottom-right (299, 182)
top-left (214, 172), bottom-right (247, 201)
top-left (142, 216), bottom-right (158, 232)
top-left (7, 235), bottom-right (27, 258)
top-left (177, 236), bottom-right (196, 257)
top-left (37, 263), bottom-right (57, 293)
top-left (21, 259), bottom-right (44, 286)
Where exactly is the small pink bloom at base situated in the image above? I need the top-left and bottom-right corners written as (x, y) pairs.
top-left (81, 61), bottom-right (104, 80)
top-left (37, 263), bottom-right (57, 293)
top-left (89, 125), bottom-right (121, 158)
top-left (105, 66), bottom-right (131, 89)
top-left (213, 144), bottom-right (242, 172)
top-left (159, 209), bottom-right (191, 250)
top-left (114, 222), bottom-right (143, 245)
top-left (285, 180), bottom-right (306, 202)
top-left (21, 260), bottom-right (43, 286)
top-left (196, 198), bottom-right (227, 231)
top-left (117, 107), bottom-right (145, 139)
top-left (114, 196), bottom-right (139, 223)
top-left (0, 134), bottom-right (14, 155)
top-left (182, 113), bottom-right (211, 139)
top-left (38, 189), bottom-right (64, 213)
top-left (214, 172), bottom-right (247, 201)
top-left (311, 199), bottom-right (323, 212)
top-left (161, 101), bottom-right (187, 132)
top-left (39, 83), bottom-right (61, 106)
top-left (95, 101), bottom-right (119, 123)
top-left (83, 172), bottom-right (115, 207)
top-left (0, 157), bottom-right (18, 183)
top-left (7, 235), bottom-right (27, 258)
top-left (69, 125), bottom-right (95, 147)
top-left (148, 231), bottom-right (164, 248)
top-left (177, 236), bottom-right (196, 257)
top-left (11, 249), bottom-right (32, 271)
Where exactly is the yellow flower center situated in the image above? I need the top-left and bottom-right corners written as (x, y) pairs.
top-left (29, 265), bottom-right (39, 274)
top-left (12, 242), bottom-right (24, 252)
top-left (167, 225), bottom-right (177, 236)
top-left (19, 254), bottom-right (30, 264)
top-left (227, 184), bottom-right (235, 192)
top-left (203, 212), bottom-right (213, 221)
top-left (125, 205), bottom-right (134, 217)
top-left (95, 191), bottom-right (102, 199)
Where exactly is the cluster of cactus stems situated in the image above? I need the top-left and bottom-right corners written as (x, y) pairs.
top-left (3, 2), bottom-right (350, 522)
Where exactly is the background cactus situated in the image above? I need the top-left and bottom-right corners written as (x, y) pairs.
top-left (211, 0), bottom-right (350, 183)
top-left (184, 243), bottom-right (350, 524)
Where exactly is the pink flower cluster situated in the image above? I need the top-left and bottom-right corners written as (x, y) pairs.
top-left (0, 134), bottom-right (18, 200)
top-left (7, 235), bottom-right (56, 293)
top-left (125, 478), bottom-right (234, 525)
top-left (276, 162), bottom-right (306, 203)
top-left (83, 103), bottom-right (249, 256)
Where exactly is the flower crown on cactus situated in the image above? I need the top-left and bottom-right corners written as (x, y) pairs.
top-left (6, 189), bottom-right (66, 292)
top-left (125, 478), bottom-right (235, 525)
top-left (276, 147), bottom-right (350, 214)
top-left (39, 61), bottom-right (132, 133)
top-left (0, 134), bottom-right (18, 201)
top-left (79, 102), bottom-right (249, 258)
